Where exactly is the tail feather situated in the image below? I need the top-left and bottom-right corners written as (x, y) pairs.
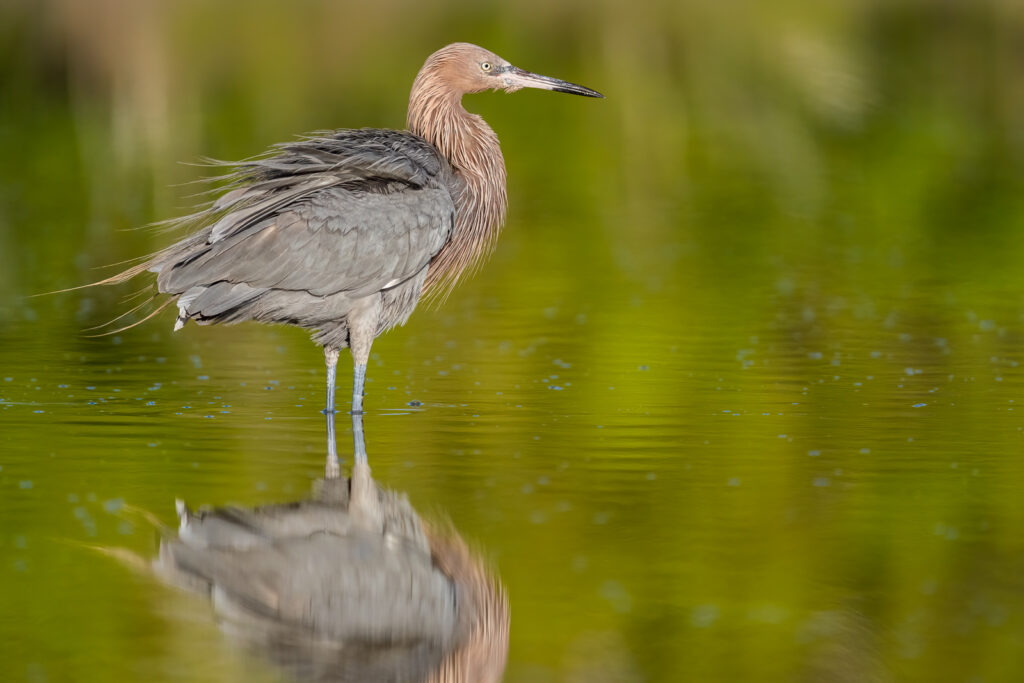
top-left (81, 293), bottom-right (158, 332)
top-left (83, 297), bottom-right (174, 338)
top-left (121, 285), bottom-right (159, 304)
top-left (29, 257), bottom-right (161, 298)
top-left (31, 188), bottom-right (230, 299)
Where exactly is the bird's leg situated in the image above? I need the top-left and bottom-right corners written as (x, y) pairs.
top-left (351, 363), bottom-right (367, 414)
top-left (349, 333), bottom-right (373, 415)
top-left (323, 347), bottom-right (340, 414)
top-left (347, 297), bottom-right (380, 415)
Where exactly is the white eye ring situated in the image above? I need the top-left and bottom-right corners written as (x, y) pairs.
top-left (481, 62), bottom-right (492, 72)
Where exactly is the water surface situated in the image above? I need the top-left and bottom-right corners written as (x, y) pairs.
top-left (3, 2), bottom-right (1024, 682)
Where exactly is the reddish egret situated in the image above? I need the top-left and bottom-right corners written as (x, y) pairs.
top-left (89, 43), bottom-right (602, 413)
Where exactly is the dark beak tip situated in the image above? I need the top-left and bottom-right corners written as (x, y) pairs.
top-left (572, 86), bottom-right (604, 99)
top-left (553, 86), bottom-right (605, 99)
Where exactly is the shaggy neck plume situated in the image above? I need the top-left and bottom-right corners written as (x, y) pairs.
top-left (408, 61), bottom-right (508, 298)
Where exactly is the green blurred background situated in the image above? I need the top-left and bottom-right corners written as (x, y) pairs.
top-left (3, 0), bottom-right (1024, 681)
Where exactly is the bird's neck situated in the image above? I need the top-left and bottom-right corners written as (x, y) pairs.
top-left (408, 88), bottom-right (508, 297)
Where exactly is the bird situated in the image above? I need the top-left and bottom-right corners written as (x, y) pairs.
top-left (86, 43), bottom-right (602, 414)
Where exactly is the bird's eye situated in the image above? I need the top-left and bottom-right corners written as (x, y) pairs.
top-left (481, 62), bottom-right (492, 72)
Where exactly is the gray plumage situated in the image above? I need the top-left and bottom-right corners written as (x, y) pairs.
top-left (152, 129), bottom-right (458, 351)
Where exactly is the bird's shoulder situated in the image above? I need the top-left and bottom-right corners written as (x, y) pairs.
top-left (195, 128), bottom-right (459, 241)
top-left (259, 127), bottom-right (455, 191)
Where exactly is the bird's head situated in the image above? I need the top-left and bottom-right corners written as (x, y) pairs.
top-left (417, 42), bottom-right (603, 99)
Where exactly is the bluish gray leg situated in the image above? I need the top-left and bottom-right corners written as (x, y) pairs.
top-left (323, 347), bottom-right (340, 414)
top-left (325, 409), bottom-right (340, 479)
top-left (351, 411), bottom-right (367, 465)
top-left (351, 363), bottom-right (367, 415)
top-left (347, 295), bottom-right (379, 414)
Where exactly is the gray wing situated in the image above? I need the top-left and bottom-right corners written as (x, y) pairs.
top-left (151, 129), bottom-right (457, 301)
top-left (159, 186), bottom-right (453, 299)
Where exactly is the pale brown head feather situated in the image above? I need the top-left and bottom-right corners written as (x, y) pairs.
top-left (407, 43), bottom-right (511, 300)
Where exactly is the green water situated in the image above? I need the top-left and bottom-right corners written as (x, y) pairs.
top-left (4, 2), bottom-right (1024, 681)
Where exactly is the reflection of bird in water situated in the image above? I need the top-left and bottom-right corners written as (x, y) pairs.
top-left (155, 458), bottom-right (508, 683)
top-left (78, 43), bottom-right (601, 414)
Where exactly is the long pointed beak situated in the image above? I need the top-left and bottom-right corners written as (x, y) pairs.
top-left (503, 66), bottom-right (604, 98)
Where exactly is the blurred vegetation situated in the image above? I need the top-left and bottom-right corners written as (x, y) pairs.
top-left (3, 1), bottom-right (1024, 682)
top-left (2, 0), bottom-right (1023, 297)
